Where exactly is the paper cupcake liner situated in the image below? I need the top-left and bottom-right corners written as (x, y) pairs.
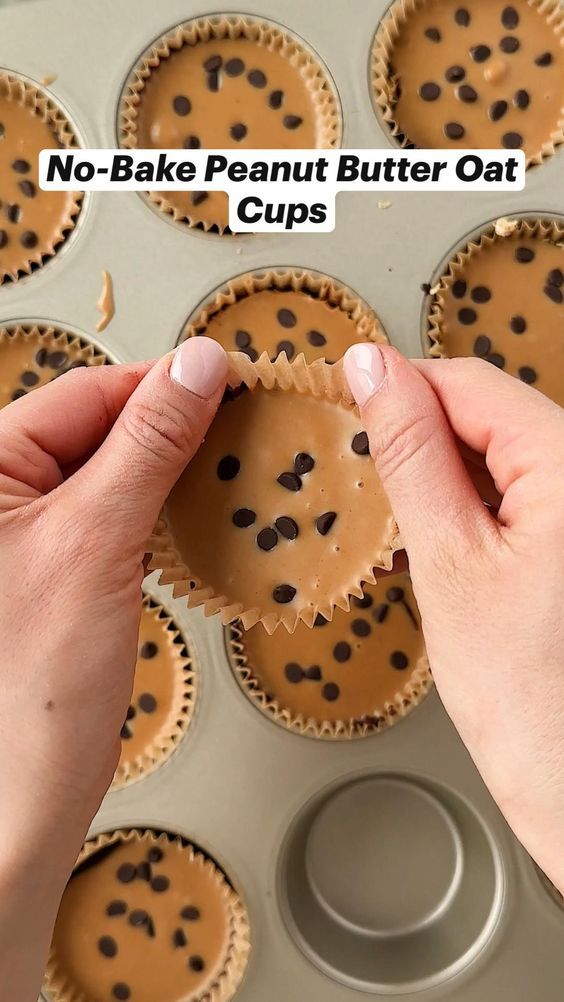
top-left (111, 595), bottom-right (197, 790)
top-left (44, 828), bottom-right (251, 1002)
top-left (182, 267), bottom-right (389, 347)
top-left (0, 323), bottom-right (107, 367)
top-left (371, 0), bottom-right (564, 168)
top-left (0, 70), bottom-right (83, 284)
top-left (226, 619), bottom-right (432, 740)
top-left (149, 351), bottom-right (401, 635)
top-left (118, 14), bottom-right (342, 234)
top-left (426, 216), bottom-right (564, 357)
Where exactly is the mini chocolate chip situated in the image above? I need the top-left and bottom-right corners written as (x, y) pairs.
top-left (458, 307), bottom-right (477, 325)
top-left (257, 527), bottom-right (278, 551)
top-left (545, 284), bottom-right (563, 304)
top-left (473, 335), bottom-right (492, 357)
top-left (225, 57), bottom-right (245, 77)
top-left (21, 370), bottom-right (39, 387)
top-left (420, 82), bottom-right (441, 101)
top-left (283, 115), bottom-right (303, 130)
top-left (0, 229), bottom-right (8, 248)
top-left (510, 315), bottom-right (527, 334)
top-left (230, 122), bottom-right (248, 141)
top-left (425, 27), bottom-right (441, 42)
top-left (489, 100), bottom-right (508, 122)
top-left (173, 95), bottom-right (191, 116)
top-left (6, 203), bottom-right (21, 223)
top-left (452, 279), bottom-right (467, 298)
top-left (139, 693), bottom-right (157, 713)
top-left (352, 618), bottom-right (371, 637)
top-left (352, 431), bottom-right (369, 455)
top-left (285, 662), bottom-right (304, 683)
top-left (248, 69), bottom-right (267, 88)
top-left (471, 285), bottom-right (491, 303)
top-left (307, 329), bottom-right (327, 347)
top-left (488, 353), bottom-right (506, 369)
top-left (322, 682), bottom-right (340, 702)
top-left (471, 45), bottom-right (491, 62)
top-left (136, 862), bottom-right (152, 882)
top-left (206, 70), bottom-right (220, 92)
top-left (140, 641), bottom-right (158, 659)
top-left (444, 121), bottom-right (465, 140)
top-left (278, 471), bottom-right (302, 491)
top-left (535, 52), bottom-right (553, 67)
top-left (151, 875), bottom-right (169, 892)
top-left (269, 89), bottom-right (284, 109)
top-left (514, 89), bottom-right (530, 109)
top-left (12, 158), bottom-right (30, 174)
top-left (276, 339), bottom-right (295, 359)
top-left (314, 612), bottom-right (328, 626)
top-left (129, 909), bottom-right (149, 927)
top-left (173, 927), bottom-right (188, 947)
top-left (445, 65), bottom-right (465, 83)
top-left (502, 132), bottom-right (523, 149)
top-left (235, 329), bottom-right (251, 348)
top-left (458, 84), bottom-right (478, 103)
top-left (181, 905), bottom-right (201, 920)
top-left (217, 455), bottom-right (240, 480)
top-left (21, 230), bottom-right (38, 249)
top-left (242, 346), bottom-right (259, 361)
top-left (47, 351), bottom-right (67, 369)
top-left (305, 665), bottom-right (322, 680)
top-left (518, 366), bottom-right (537, 384)
top-left (126, 705), bottom-right (136, 721)
top-left (548, 269), bottom-right (564, 287)
top-left (19, 179), bottom-right (36, 198)
top-left (277, 307), bottom-right (296, 328)
top-left (107, 900), bottom-right (127, 917)
top-left (373, 603), bottom-right (389, 624)
top-left (353, 592), bottom-right (373, 609)
top-left (387, 587), bottom-right (404, 602)
top-left (189, 956), bottom-right (205, 972)
top-left (273, 584), bottom-right (296, 604)
top-left (233, 508), bottom-right (256, 528)
top-left (500, 36), bottom-right (520, 54)
top-left (112, 985), bottom-right (130, 1001)
top-left (117, 863), bottom-right (136, 884)
top-left (316, 511), bottom-right (337, 536)
top-left (147, 847), bottom-right (163, 863)
top-left (183, 135), bottom-right (201, 149)
top-left (191, 191), bottom-right (209, 207)
top-left (515, 246), bottom-right (535, 263)
top-left (502, 6), bottom-right (519, 28)
top-left (204, 54), bottom-right (222, 72)
top-left (98, 936), bottom-right (118, 958)
top-left (390, 651), bottom-right (409, 670)
top-left (454, 7), bottom-right (470, 26)
top-left (295, 452), bottom-right (314, 474)
top-left (120, 723), bottom-right (132, 739)
top-left (275, 516), bottom-right (298, 540)
top-left (333, 641), bottom-right (351, 663)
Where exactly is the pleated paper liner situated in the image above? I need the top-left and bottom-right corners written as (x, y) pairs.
top-left (0, 70), bottom-right (83, 283)
top-left (118, 14), bottom-right (341, 234)
top-left (181, 267), bottom-right (388, 360)
top-left (371, 0), bottom-right (564, 168)
top-left (0, 324), bottom-right (107, 409)
top-left (111, 595), bottom-right (196, 790)
top-left (149, 351), bottom-right (401, 635)
top-left (45, 828), bottom-right (251, 1002)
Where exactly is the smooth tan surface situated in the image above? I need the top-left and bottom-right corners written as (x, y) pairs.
top-left (387, 0), bottom-right (564, 161)
top-left (51, 833), bottom-right (232, 1002)
top-left (237, 571), bottom-right (425, 723)
top-left (165, 385), bottom-right (395, 626)
top-left (0, 94), bottom-right (77, 277)
top-left (0, 329), bottom-right (101, 409)
top-left (436, 230), bottom-right (564, 404)
top-left (136, 37), bottom-right (320, 230)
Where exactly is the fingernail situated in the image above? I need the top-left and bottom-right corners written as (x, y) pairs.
top-left (170, 337), bottom-right (228, 399)
top-left (343, 343), bottom-right (387, 407)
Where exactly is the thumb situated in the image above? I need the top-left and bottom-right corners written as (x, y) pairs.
top-left (343, 344), bottom-right (496, 574)
top-left (71, 337), bottom-right (227, 542)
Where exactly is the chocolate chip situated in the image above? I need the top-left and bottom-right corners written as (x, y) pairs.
top-left (275, 516), bottom-right (298, 539)
top-left (445, 65), bottom-right (465, 83)
top-left (0, 229), bottom-right (8, 248)
top-left (518, 366), bottom-right (537, 384)
top-left (21, 230), bottom-right (38, 249)
top-left (129, 909), bottom-right (149, 927)
top-left (47, 351), bottom-right (67, 369)
top-left (510, 315), bottom-right (527, 334)
top-left (191, 191), bottom-right (209, 207)
top-left (248, 69), bottom-right (267, 88)
top-left (206, 71), bottom-right (220, 92)
top-left (502, 6), bottom-right (519, 28)
top-left (6, 203), bottom-right (21, 223)
top-left (12, 158), bottom-right (30, 174)
top-left (277, 308), bottom-right (296, 328)
top-left (294, 453), bottom-right (314, 475)
top-left (353, 592), bottom-right (373, 609)
top-left (458, 84), bottom-right (478, 103)
top-left (204, 55), bottom-right (222, 72)
top-left (500, 36), bottom-right (520, 54)
top-left (217, 455), bottom-right (240, 480)
top-left (283, 115), bottom-right (303, 130)
top-left (140, 641), bottom-right (158, 659)
top-left (471, 45), bottom-right (491, 62)
top-left (488, 353), bottom-right (506, 369)
top-left (268, 89), bottom-right (284, 109)
top-left (173, 95), bottom-right (191, 116)
top-left (107, 900), bottom-right (127, 916)
top-left (489, 100), bottom-right (508, 122)
top-left (458, 307), bottom-right (477, 325)
top-left (139, 693), bottom-right (157, 713)
top-left (502, 132), bottom-right (523, 149)
top-left (225, 57), bottom-right (245, 77)
top-left (117, 863), bottom-right (136, 884)
top-left (425, 27), bottom-right (441, 42)
top-left (444, 121), bottom-right (465, 140)
top-left (189, 956), bottom-right (205, 972)
top-left (181, 905), bottom-right (201, 920)
top-left (314, 612), bottom-right (328, 626)
top-left (454, 8), bottom-right (470, 26)
top-left (333, 641), bottom-right (351, 662)
top-left (352, 618), bottom-right (371, 637)
top-left (257, 527), bottom-right (278, 551)
top-left (545, 284), bottom-right (563, 304)
top-left (452, 279), bottom-right (467, 298)
top-left (273, 584), bottom-right (296, 604)
top-left (535, 52), bottom-right (553, 67)
top-left (420, 82), bottom-right (441, 101)
top-left (126, 705), bottom-right (136, 721)
top-left (98, 936), bottom-right (117, 958)
top-left (277, 471), bottom-right (302, 491)
top-left (515, 247), bottom-right (535, 263)
top-left (390, 651), bottom-right (409, 670)
top-left (136, 862), bottom-right (152, 881)
top-left (473, 335), bottom-right (492, 356)
top-left (151, 875), bottom-right (169, 892)
top-left (548, 269), bottom-right (564, 287)
top-left (235, 329), bottom-right (251, 348)
top-left (21, 370), bottom-right (39, 387)
top-left (148, 847), bottom-right (163, 863)
top-left (242, 346), bottom-right (259, 361)
top-left (307, 329), bottom-right (327, 347)
top-left (120, 723), bottom-right (132, 740)
top-left (173, 927), bottom-right (188, 947)
top-left (183, 135), bottom-right (201, 149)
top-left (305, 665), bottom-right (322, 680)
top-left (322, 682), bottom-right (340, 702)
top-left (514, 89), bottom-right (530, 110)
top-left (351, 431), bottom-right (369, 455)
top-left (230, 122), bottom-right (248, 141)
top-left (285, 662), bottom-right (304, 683)
top-left (19, 179), bottom-right (36, 198)
top-left (233, 508), bottom-right (256, 528)
top-left (386, 587), bottom-right (404, 602)
top-left (316, 511), bottom-right (337, 536)
top-left (373, 603), bottom-right (389, 624)
top-left (276, 339), bottom-right (295, 359)
top-left (471, 285), bottom-right (491, 303)
top-left (112, 985), bottom-right (130, 1001)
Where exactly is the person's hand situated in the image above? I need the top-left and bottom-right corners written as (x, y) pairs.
top-left (0, 336), bottom-right (227, 1001)
top-left (344, 343), bottom-right (564, 896)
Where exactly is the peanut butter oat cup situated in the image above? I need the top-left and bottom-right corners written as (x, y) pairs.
top-left (119, 14), bottom-right (341, 233)
top-left (227, 570), bottom-right (432, 740)
top-left (0, 323), bottom-right (106, 409)
top-left (182, 267), bottom-right (388, 364)
top-left (112, 596), bottom-right (196, 790)
top-left (150, 352), bottom-right (400, 635)
top-left (0, 71), bottom-right (82, 283)
top-left (45, 828), bottom-right (251, 1002)
top-left (371, 0), bottom-right (564, 167)
top-left (427, 216), bottom-right (564, 406)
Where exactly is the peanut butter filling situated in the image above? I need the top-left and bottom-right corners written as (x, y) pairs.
top-left (379, 0), bottom-right (564, 162)
top-left (0, 327), bottom-right (106, 409)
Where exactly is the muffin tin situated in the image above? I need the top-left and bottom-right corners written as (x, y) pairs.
top-left (0, 0), bottom-right (561, 999)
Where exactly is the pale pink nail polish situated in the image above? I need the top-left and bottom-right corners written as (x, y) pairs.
top-left (343, 343), bottom-right (387, 407)
top-left (170, 337), bottom-right (228, 399)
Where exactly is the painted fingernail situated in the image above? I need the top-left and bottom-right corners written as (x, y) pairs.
top-left (343, 343), bottom-right (387, 407)
top-left (170, 337), bottom-right (228, 399)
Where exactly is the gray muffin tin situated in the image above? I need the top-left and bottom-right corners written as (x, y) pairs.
top-left (2, 0), bottom-right (561, 998)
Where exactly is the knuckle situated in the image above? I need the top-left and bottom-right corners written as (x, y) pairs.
top-left (376, 410), bottom-right (437, 484)
top-left (122, 397), bottom-right (195, 464)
